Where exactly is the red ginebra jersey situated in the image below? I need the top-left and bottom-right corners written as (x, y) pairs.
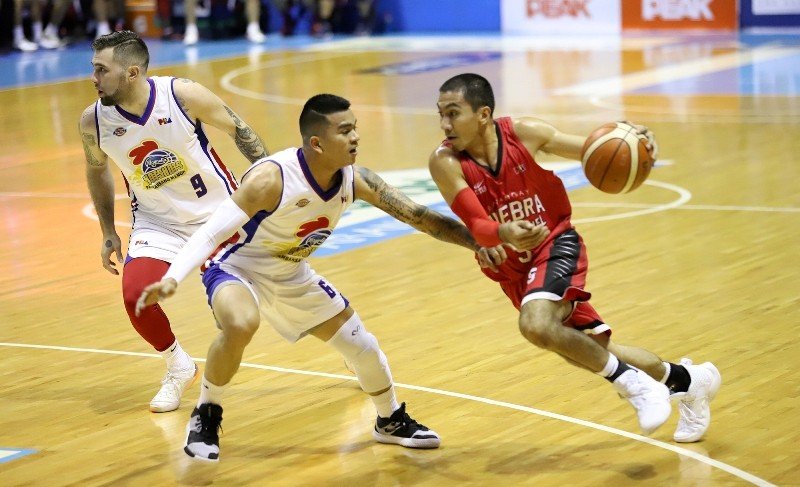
top-left (448, 117), bottom-right (574, 283)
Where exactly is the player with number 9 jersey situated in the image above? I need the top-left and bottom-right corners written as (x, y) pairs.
top-left (95, 76), bottom-right (238, 230)
top-left (80, 31), bottom-right (269, 413)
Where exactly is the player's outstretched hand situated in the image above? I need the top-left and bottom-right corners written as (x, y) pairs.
top-left (498, 220), bottom-right (550, 251)
top-left (135, 278), bottom-right (178, 316)
top-left (101, 234), bottom-right (123, 275)
top-left (477, 244), bottom-right (508, 272)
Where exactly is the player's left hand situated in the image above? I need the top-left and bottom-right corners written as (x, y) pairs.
top-left (622, 121), bottom-right (659, 161)
top-left (135, 278), bottom-right (178, 316)
top-left (477, 245), bottom-right (508, 272)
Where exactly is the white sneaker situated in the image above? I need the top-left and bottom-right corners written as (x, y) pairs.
top-left (246, 24), bottom-right (266, 43)
top-left (39, 33), bottom-right (63, 50)
top-left (613, 368), bottom-right (671, 435)
top-left (150, 363), bottom-right (200, 412)
top-left (14, 38), bottom-right (38, 52)
top-left (183, 24), bottom-right (199, 45)
top-left (673, 358), bottom-right (721, 443)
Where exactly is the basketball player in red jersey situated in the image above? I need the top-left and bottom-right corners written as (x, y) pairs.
top-left (80, 31), bottom-right (268, 413)
top-left (428, 73), bottom-right (721, 442)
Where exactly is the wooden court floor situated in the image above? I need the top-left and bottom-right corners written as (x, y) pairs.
top-left (1, 34), bottom-right (799, 486)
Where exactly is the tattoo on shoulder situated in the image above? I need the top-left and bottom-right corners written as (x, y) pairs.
top-left (177, 78), bottom-right (193, 84)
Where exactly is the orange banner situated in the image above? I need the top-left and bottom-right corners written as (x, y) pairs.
top-left (623, 0), bottom-right (738, 30)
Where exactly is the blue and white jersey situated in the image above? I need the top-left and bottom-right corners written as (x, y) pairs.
top-left (211, 147), bottom-right (356, 277)
top-left (95, 76), bottom-right (238, 228)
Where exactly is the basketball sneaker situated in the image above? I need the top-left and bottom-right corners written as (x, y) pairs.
top-left (672, 358), bottom-right (721, 443)
top-left (150, 363), bottom-right (200, 413)
top-left (184, 403), bottom-right (223, 462)
top-left (373, 403), bottom-right (440, 449)
top-left (612, 368), bottom-right (671, 435)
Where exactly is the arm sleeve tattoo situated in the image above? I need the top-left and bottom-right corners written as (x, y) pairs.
top-left (224, 106), bottom-right (268, 163)
top-left (357, 167), bottom-right (478, 251)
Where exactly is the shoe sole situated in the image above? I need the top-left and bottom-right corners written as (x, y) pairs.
top-left (372, 430), bottom-right (440, 449)
top-left (149, 364), bottom-right (200, 413)
top-left (674, 362), bottom-right (721, 443)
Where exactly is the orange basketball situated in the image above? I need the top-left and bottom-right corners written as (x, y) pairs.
top-left (581, 122), bottom-right (655, 194)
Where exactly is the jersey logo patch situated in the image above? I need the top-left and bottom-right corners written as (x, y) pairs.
top-left (113, 127), bottom-right (126, 136)
top-left (128, 140), bottom-right (188, 190)
top-left (296, 198), bottom-right (310, 207)
top-left (158, 117), bottom-right (173, 125)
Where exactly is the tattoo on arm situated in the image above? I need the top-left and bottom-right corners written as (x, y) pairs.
top-left (82, 132), bottom-right (104, 167)
top-left (224, 106), bottom-right (268, 163)
top-left (358, 167), bottom-right (478, 250)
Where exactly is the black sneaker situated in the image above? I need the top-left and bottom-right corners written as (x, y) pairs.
top-left (184, 403), bottom-right (223, 462)
top-left (372, 402), bottom-right (440, 449)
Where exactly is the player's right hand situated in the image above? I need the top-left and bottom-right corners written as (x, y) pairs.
top-left (135, 278), bottom-right (178, 316)
top-left (498, 220), bottom-right (550, 251)
top-left (477, 244), bottom-right (508, 272)
top-left (101, 234), bottom-right (123, 275)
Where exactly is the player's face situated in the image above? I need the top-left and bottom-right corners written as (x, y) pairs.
top-left (437, 90), bottom-right (481, 151)
top-left (318, 110), bottom-right (360, 166)
top-left (90, 48), bottom-right (129, 106)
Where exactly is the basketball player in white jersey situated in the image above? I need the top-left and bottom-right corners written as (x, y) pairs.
top-left (135, 94), bottom-right (487, 461)
top-left (79, 31), bottom-right (268, 413)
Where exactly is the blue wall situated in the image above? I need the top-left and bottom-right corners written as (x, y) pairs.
top-left (379, 0), bottom-right (500, 32)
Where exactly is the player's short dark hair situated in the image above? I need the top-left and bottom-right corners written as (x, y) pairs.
top-left (440, 73), bottom-right (495, 115)
top-left (91, 30), bottom-right (150, 73)
top-left (299, 94), bottom-right (351, 141)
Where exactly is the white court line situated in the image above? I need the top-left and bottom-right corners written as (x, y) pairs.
top-left (553, 45), bottom-right (800, 97)
top-left (574, 180), bottom-right (691, 224)
top-left (0, 341), bottom-right (775, 487)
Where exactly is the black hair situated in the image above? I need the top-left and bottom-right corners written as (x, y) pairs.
top-left (299, 94), bottom-right (352, 141)
top-left (91, 30), bottom-right (150, 72)
top-left (439, 73), bottom-right (495, 115)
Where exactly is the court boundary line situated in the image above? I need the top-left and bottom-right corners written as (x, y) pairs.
top-left (0, 341), bottom-right (774, 487)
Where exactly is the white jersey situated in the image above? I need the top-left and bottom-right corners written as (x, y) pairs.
top-left (211, 147), bottom-right (355, 277)
top-left (95, 76), bottom-right (238, 228)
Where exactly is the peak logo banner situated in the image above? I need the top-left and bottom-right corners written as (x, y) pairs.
top-left (502, 0), bottom-right (622, 34)
top-left (622, 0), bottom-right (737, 29)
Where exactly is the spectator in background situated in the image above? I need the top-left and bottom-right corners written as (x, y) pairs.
top-left (184, 0), bottom-right (266, 45)
top-left (12, 0), bottom-right (69, 51)
top-left (93, 0), bottom-right (126, 39)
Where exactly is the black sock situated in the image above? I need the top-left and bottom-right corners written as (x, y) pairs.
top-left (665, 363), bottom-right (691, 393)
top-left (606, 360), bottom-right (632, 383)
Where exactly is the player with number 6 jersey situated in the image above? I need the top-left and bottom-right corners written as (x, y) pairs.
top-left (79, 31), bottom-right (268, 414)
top-left (135, 94), bottom-right (484, 462)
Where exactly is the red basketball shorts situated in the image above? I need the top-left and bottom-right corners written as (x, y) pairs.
top-left (500, 229), bottom-right (610, 335)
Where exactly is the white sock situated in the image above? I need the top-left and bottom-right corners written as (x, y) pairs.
top-left (371, 387), bottom-right (400, 418)
top-left (160, 339), bottom-right (193, 371)
top-left (198, 376), bottom-right (227, 406)
top-left (247, 22), bottom-right (260, 32)
top-left (33, 21), bottom-right (43, 42)
top-left (13, 26), bottom-right (25, 43)
top-left (598, 353), bottom-right (620, 378)
top-left (659, 361), bottom-right (671, 383)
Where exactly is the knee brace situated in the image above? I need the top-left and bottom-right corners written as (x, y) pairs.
top-left (327, 312), bottom-right (392, 394)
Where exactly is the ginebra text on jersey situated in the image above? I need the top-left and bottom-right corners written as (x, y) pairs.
top-left (488, 194), bottom-right (547, 226)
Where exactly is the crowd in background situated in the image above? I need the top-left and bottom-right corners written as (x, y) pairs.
top-left (0, 0), bottom-right (382, 54)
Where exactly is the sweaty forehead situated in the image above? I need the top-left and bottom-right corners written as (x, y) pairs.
top-left (92, 48), bottom-right (115, 67)
top-left (327, 109), bottom-right (355, 127)
top-left (437, 90), bottom-right (468, 109)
